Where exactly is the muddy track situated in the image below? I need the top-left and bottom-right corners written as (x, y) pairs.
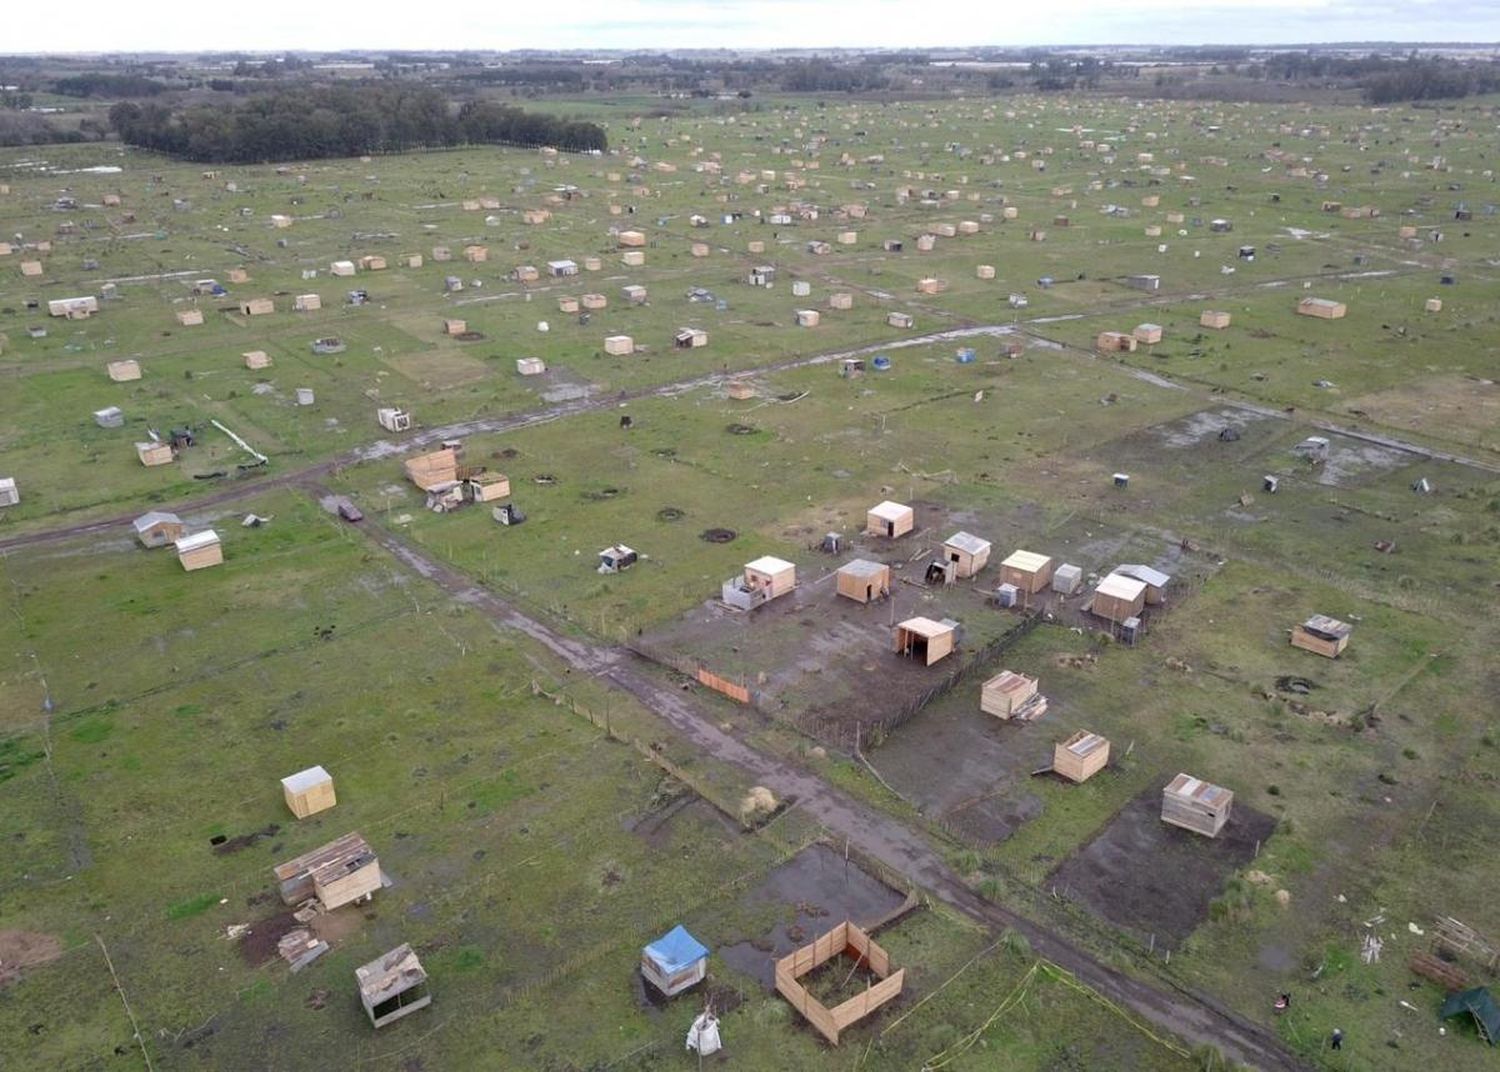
top-left (310, 481), bottom-right (1307, 1071)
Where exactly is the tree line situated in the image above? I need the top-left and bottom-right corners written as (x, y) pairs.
top-left (108, 85), bottom-right (606, 163)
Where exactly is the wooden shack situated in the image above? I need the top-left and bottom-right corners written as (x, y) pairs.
top-left (1090, 572), bottom-right (1147, 624)
top-left (604, 335), bottom-right (635, 356)
top-left (980, 670), bottom-right (1044, 720)
top-left (1425, 297), bottom-right (1443, 313)
top-left (1113, 564), bottom-right (1170, 605)
top-left (443, 318), bottom-right (467, 337)
top-left (404, 446), bottom-right (460, 491)
top-left (836, 559), bottom-right (890, 603)
top-left (867, 501), bottom-right (914, 539)
top-left (175, 530), bottom-right (223, 571)
top-left (356, 944), bottom-right (431, 1029)
top-left (463, 245), bottom-right (488, 263)
top-left (942, 531), bottom-right (992, 578)
top-left (108, 359), bottom-right (142, 382)
top-left (557, 296), bottom-right (580, 313)
top-left (176, 309), bottom-right (204, 327)
top-left (1297, 297), bottom-right (1347, 319)
top-left (136, 441), bottom-right (174, 467)
top-left (976, 264), bottom-right (996, 279)
top-left (239, 298), bottom-right (274, 316)
top-left (775, 921), bottom-right (903, 1046)
top-left (274, 832), bottom-right (382, 911)
top-left (1199, 309), bottom-right (1231, 330)
top-left (581, 293), bottom-right (607, 310)
top-left (795, 309), bottom-right (821, 327)
top-left (1291, 614), bottom-right (1352, 659)
top-left (674, 327), bottom-right (708, 349)
top-left (20, 259), bottom-right (43, 276)
top-left (465, 471), bottom-right (510, 503)
top-left (721, 555), bottom-right (796, 610)
top-left (1133, 323), bottom-right (1163, 344)
top-left (915, 277), bottom-right (945, 294)
top-left (828, 292), bottom-right (854, 311)
top-left (330, 260), bottom-right (357, 277)
top-left (282, 765), bottom-right (336, 819)
top-left (622, 284), bottom-right (647, 305)
top-left (294, 293), bottom-right (322, 312)
top-left (1053, 730), bottom-right (1109, 783)
top-left (516, 357), bottom-right (547, 376)
top-left (1161, 773), bottom-right (1233, 838)
top-left (617, 229), bottom-right (646, 247)
top-left (887, 311), bottom-right (914, 328)
top-left (998, 550), bottom-right (1054, 594)
top-left (1095, 331), bottom-right (1138, 353)
top-left (893, 617), bottom-right (955, 666)
top-left (133, 511), bottom-right (185, 548)
top-left (243, 350), bottom-right (272, 369)
top-left (359, 255), bottom-right (387, 271)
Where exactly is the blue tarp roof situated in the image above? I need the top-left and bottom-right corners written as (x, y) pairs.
top-left (643, 925), bottom-right (708, 974)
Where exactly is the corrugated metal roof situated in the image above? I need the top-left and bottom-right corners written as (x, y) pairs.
top-left (175, 530), bottom-right (220, 553)
top-left (133, 510), bottom-right (182, 532)
top-left (1115, 563), bottom-right (1171, 589)
top-left (944, 531), bottom-right (991, 556)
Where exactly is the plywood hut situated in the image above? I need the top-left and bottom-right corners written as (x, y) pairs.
top-left (1296, 297), bottom-right (1347, 319)
top-left (136, 440), bottom-right (174, 467)
top-left (604, 334), bottom-right (635, 356)
top-left (108, 359), bottom-right (142, 382)
top-left (1291, 614), bottom-right (1352, 659)
top-left (1053, 730), bottom-right (1109, 783)
top-left (998, 550), bottom-right (1054, 594)
top-left (175, 530), bottom-right (223, 571)
top-left (674, 327), bottom-right (707, 349)
top-left (894, 617), bottom-right (955, 666)
top-left (640, 925), bottom-right (709, 998)
top-left (0, 478), bottom-right (18, 508)
top-left (980, 670), bottom-right (1046, 720)
top-left (243, 350), bottom-right (272, 370)
top-left (239, 297), bottom-right (274, 316)
top-left (356, 944), bottom-right (431, 1029)
top-left (836, 558), bottom-right (891, 604)
top-left (721, 555), bottom-right (796, 610)
top-left (1134, 323), bottom-right (1163, 344)
top-left (133, 511), bottom-right (185, 548)
top-left (942, 531), bottom-right (992, 578)
top-left (293, 293), bottom-right (322, 312)
top-left (1161, 773), bottom-right (1233, 838)
top-left (274, 831), bottom-right (382, 911)
top-left (1090, 572), bottom-right (1146, 624)
top-left (1113, 564), bottom-right (1170, 605)
top-left (404, 446), bottom-right (460, 491)
top-left (1095, 331), bottom-right (1138, 353)
top-left (282, 765), bottom-right (336, 819)
top-left (775, 921), bottom-right (904, 1046)
top-left (866, 500), bottom-right (914, 539)
top-left (1200, 309), bottom-right (1231, 330)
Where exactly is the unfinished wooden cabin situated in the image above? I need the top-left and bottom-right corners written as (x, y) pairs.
top-left (1053, 731), bottom-right (1110, 783)
top-left (998, 550), bottom-right (1054, 594)
top-left (404, 447), bottom-right (460, 491)
top-left (980, 670), bottom-right (1046, 721)
top-left (282, 765), bottom-right (336, 819)
top-left (640, 925), bottom-right (709, 998)
top-left (775, 921), bottom-right (904, 1046)
top-left (274, 832), bottom-right (382, 911)
top-left (1161, 773), bottom-right (1233, 838)
top-left (1291, 614), bottom-right (1352, 659)
top-left (175, 530), bottom-right (223, 572)
top-left (1095, 331), bottom-right (1138, 353)
top-left (1090, 573), bottom-right (1147, 624)
top-left (356, 944), bottom-right (431, 1029)
top-left (893, 617), bottom-right (955, 666)
top-left (835, 559), bottom-right (890, 604)
top-left (132, 511), bottom-right (185, 549)
top-left (866, 500), bottom-right (914, 539)
top-left (136, 440), bottom-right (174, 467)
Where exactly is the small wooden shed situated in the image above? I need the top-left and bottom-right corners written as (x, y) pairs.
top-left (133, 511), bottom-right (185, 548)
top-left (775, 921), bottom-right (904, 1046)
top-left (243, 350), bottom-right (272, 369)
top-left (1161, 773), bottom-right (1233, 837)
top-left (0, 478), bottom-right (16, 508)
top-left (274, 831), bottom-right (382, 911)
top-left (640, 925), bottom-right (709, 998)
top-left (980, 670), bottom-right (1042, 720)
top-left (294, 293), bottom-right (322, 312)
top-left (1090, 573), bottom-right (1146, 624)
top-left (1133, 323), bottom-right (1163, 344)
top-left (1113, 564), bottom-right (1170, 605)
top-left (836, 559), bottom-right (890, 603)
top-left (604, 335), bottom-right (635, 356)
top-left (359, 255), bottom-right (387, 271)
top-left (463, 245), bottom-right (489, 263)
top-left (887, 311), bottom-right (914, 328)
top-left (1095, 331), bottom-right (1138, 353)
top-left (108, 359), bottom-right (142, 382)
top-left (828, 292), bottom-right (854, 310)
top-left (176, 530), bottom-right (223, 571)
top-left (1297, 297), bottom-right (1346, 319)
top-left (356, 944), bottom-right (431, 1029)
top-left (404, 446), bottom-right (460, 491)
top-left (674, 327), bottom-right (708, 349)
top-left (867, 501), bottom-right (914, 539)
top-left (1291, 614), bottom-right (1352, 658)
top-left (1200, 309), bottom-right (1231, 330)
top-left (176, 309), bottom-right (205, 327)
top-left (330, 260), bottom-right (357, 277)
top-left (998, 550), bottom-right (1054, 594)
top-left (136, 441), bottom-right (174, 467)
top-left (744, 555), bottom-right (796, 599)
top-left (443, 318), bottom-right (467, 337)
top-left (942, 531), bottom-right (992, 578)
top-left (796, 309), bottom-right (821, 327)
top-left (282, 765), bottom-right (336, 818)
top-left (240, 298), bottom-right (274, 316)
top-left (894, 617), bottom-right (955, 666)
top-left (617, 229), bottom-right (646, 247)
top-left (517, 357), bottom-right (547, 376)
top-left (1053, 730), bottom-right (1109, 783)
top-left (622, 284), bottom-right (648, 305)
top-left (581, 293), bottom-right (607, 310)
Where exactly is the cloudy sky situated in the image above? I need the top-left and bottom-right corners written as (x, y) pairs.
top-left (6, 0), bottom-right (1497, 54)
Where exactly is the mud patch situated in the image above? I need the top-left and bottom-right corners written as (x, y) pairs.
top-left (725, 423), bottom-right (758, 436)
top-left (1315, 440), bottom-right (1410, 488)
top-left (238, 911), bottom-right (302, 967)
top-left (532, 474), bottom-right (558, 486)
top-left (1153, 407), bottom-right (1270, 449)
top-left (700, 527), bottom-right (737, 543)
top-left (211, 822), bottom-right (281, 855)
top-left (581, 486), bottom-right (623, 502)
top-left (0, 931), bottom-right (63, 987)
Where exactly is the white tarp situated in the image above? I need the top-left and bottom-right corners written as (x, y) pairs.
top-left (685, 1012), bottom-right (721, 1056)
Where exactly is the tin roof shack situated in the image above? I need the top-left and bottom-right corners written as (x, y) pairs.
top-left (640, 925), bottom-right (709, 998)
top-left (894, 617), bottom-right (956, 666)
top-left (282, 765), bottom-right (336, 819)
top-left (722, 555), bottom-right (796, 610)
top-left (1291, 614), bottom-right (1352, 659)
top-left (176, 530), bottom-right (223, 571)
top-left (775, 921), bottom-right (904, 1046)
top-left (598, 544), bottom-right (638, 574)
top-left (0, 478), bottom-right (19, 508)
top-left (356, 944), bottom-right (431, 1029)
top-left (404, 446), bottom-right (460, 491)
top-left (1096, 331), bottom-right (1138, 353)
top-left (1200, 309), bottom-right (1231, 330)
top-left (980, 670), bottom-right (1047, 721)
top-left (377, 407), bottom-right (411, 433)
top-left (108, 359), bottom-right (142, 382)
top-left (1297, 297), bottom-right (1347, 320)
top-left (867, 501), bottom-right (914, 539)
top-left (136, 440), bottom-right (174, 467)
top-left (1133, 323), bottom-right (1163, 344)
top-left (133, 511), bottom-right (185, 548)
top-left (275, 832), bottom-right (382, 911)
top-left (836, 559), bottom-right (891, 604)
top-left (48, 296), bottom-right (98, 319)
top-left (674, 327), bottom-right (708, 349)
top-left (1053, 730), bottom-right (1110, 783)
top-left (998, 550), bottom-right (1054, 594)
top-left (1114, 564), bottom-right (1170, 606)
top-left (465, 471), bottom-right (510, 504)
top-left (94, 405), bottom-right (125, 429)
top-left (1161, 773), bottom-right (1233, 838)
top-left (548, 259), bottom-right (579, 277)
top-left (1090, 573), bottom-right (1147, 624)
top-left (942, 531), bottom-right (992, 578)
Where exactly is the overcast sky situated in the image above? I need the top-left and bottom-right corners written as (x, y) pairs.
top-left (6, 0), bottom-right (1497, 54)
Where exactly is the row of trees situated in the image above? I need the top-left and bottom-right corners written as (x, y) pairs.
top-left (108, 85), bottom-right (605, 163)
top-left (53, 73), bottom-right (171, 98)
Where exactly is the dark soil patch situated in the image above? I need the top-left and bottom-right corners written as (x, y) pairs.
top-left (494, 447), bottom-right (519, 460)
top-left (532, 474), bottom-right (558, 486)
top-left (725, 423), bottom-right (758, 435)
top-left (1046, 786), bottom-right (1278, 949)
top-left (652, 447), bottom-right (677, 458)
top-left (704, 982), bottom-right (745, 1015)
top-left (656, 506), bottom-right (685, 522)
top-left (453, 331), bottom-right (486, 342)
top-left (305, 989), bottom-right (330, 1010)
top-left (211, 822), bottom-right (281, 855)
top-left (581, 486), bottom-right (623, 502)
top-left (239, 910), bottom-right (302, 967)
top-left (700, 527), bottom-right (737, 544)
top-left (1275, 675), bottom-right (1318, 695)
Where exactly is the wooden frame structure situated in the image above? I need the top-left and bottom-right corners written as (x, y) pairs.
top-left (356, 944), bottom-right (431, 1028)
top-left (980, 670), bottom-right (1046, 721)
top-left (1053, 730), bottom-right (1110, 783)
top-left (774, 921), bottom-right (904, 1045)
top-left (893, 617), bottom-right (955, 666)
top-left (1161, 773), bottom-right (1233, 837)
top-left (274, 832), bottom-right (381, 911)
